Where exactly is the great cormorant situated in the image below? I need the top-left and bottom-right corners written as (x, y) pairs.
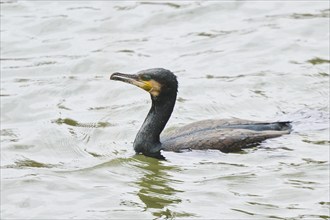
top-left (110, 68), bottom-right (291, 159)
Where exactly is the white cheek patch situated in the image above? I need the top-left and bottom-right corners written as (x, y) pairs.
top-left (149, 80), bottom-right (161, 97)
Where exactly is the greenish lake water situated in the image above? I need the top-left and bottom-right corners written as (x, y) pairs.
top-left (1, 1), bottom-right (329, 219)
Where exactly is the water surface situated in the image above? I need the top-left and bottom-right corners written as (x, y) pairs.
top-left (1, 1), bottom-right (329, 219)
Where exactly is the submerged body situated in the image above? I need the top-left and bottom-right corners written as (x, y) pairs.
top-left (161, 119), bottom-right (291, 153)
top-left (110, 68), bottom-right (291, 159)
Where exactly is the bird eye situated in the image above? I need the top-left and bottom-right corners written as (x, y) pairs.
top-left (140, 74), bottom-right (151, 81)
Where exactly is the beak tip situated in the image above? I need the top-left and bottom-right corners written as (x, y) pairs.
top-left (110, 72), bottom-right (120, 80)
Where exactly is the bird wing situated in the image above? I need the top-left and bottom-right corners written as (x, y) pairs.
top-left (161, 119), bottom-right (291, 152)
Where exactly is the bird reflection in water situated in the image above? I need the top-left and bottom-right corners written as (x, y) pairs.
top-left (132, 155), bottom-right (195, 219)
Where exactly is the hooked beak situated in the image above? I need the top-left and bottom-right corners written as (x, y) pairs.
top-left (110, 72), bottom-right (162, 97)
top-left (110, 72), bottom-right (153, 93)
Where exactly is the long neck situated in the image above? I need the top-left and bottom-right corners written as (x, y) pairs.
top-left (133, 92), bottom-right (177, 155)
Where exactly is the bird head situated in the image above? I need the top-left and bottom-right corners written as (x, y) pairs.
top-left (110, 68), bottom-right (178, 99)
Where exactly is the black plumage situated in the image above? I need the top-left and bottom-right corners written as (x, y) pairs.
top-left (110, 68), bottom-right (291, 159)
